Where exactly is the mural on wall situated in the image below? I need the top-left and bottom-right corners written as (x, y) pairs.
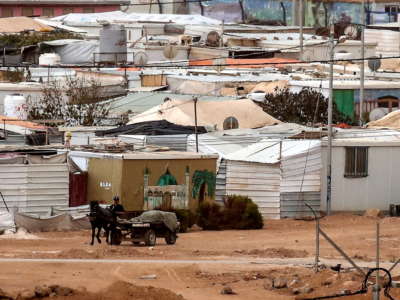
top-left (187, 0), bottom-right (391, 28)
top-left (143, 167), bottom-right (217, 210)
top-left (192, 170), bottom-right (216, 200)
top-left (243, 0), bottom-right (293, 25)
top-left (143, 167), bottom-right (190, 211)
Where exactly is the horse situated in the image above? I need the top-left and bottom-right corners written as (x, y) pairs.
top-left (88, 201), bottom-right (114, 245)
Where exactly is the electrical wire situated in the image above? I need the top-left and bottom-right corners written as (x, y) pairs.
top-left (7, 53), bottom-right (400, 70)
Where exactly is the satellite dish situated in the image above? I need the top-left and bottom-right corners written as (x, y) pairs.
top-left (368, 57), bottom-right (381, 72)
top-left (134, 51), bottom-right (148, 66)
top-left (369, 107), bottom-right (389, 121)
top-left (206, 31), bottom-right (221, 47)
top-left (163, 44), bottom-right (178, 60)
top-left (344, 24), bottom-right (358, 39)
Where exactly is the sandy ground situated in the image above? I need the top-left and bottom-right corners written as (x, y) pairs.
top-left (1, 214), bottom-right (400, 299)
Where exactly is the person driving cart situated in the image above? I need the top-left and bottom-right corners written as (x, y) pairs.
top-left (110, 196), bottom-right (124, 214)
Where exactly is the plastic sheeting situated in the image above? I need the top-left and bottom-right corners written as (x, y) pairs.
top-left (0, 211), bottom-right (16, 232)
top-left (97, 120), bottom-right (207, 137)
top-left (123, 210), bottom-right (178, 232)
top-left (42, 40), bottom-right (99, 65)
top-left (14, 213), bottom-right (90, 232)
top-left (52, 11), bottom-right (221, 26)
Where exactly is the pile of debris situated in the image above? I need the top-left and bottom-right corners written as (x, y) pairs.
top-left (1, 281), bottom-right (186, 300)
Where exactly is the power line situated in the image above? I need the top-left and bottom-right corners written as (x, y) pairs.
top-left (135, 54), bottom-right (400, 68)
top-left (7, 53), bottom-right (397, 70)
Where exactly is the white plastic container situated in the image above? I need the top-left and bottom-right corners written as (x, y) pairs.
top-left (4, 94), bottom-right (27, 120)
top-left (39, 53), bottom-right (61, 66)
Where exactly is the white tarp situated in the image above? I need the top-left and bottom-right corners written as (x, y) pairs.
top-left (0, 211), bottom-right (16, 233)
top-left (52, 11), bottom-right (221, 26)
top-left (35, 18), bottom-right (87, 34)
top-left (225, 139), bottom-right (321, 164)
top-left (42, 40), bottom-right (99, 64)
top-left (52, 11), bottom-right (127, 25)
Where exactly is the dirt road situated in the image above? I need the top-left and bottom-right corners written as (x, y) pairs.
top-left (1, 214), bottom-right (400, 299)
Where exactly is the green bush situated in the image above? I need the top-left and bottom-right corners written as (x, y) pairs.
top-left (197, 202), bottom-right (223, 230)
top-left (196, 195), bottom-right (264, 230)
top-left (223, 195), bottom-right (264, 230)
top-left (173, 209), bottom-right (196, 233)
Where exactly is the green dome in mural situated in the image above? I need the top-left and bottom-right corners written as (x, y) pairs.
top-left (157, 169), bottom-right (178, 186)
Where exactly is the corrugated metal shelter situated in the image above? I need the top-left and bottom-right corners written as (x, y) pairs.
top-left (188, 133), bottom-right (322, 219)
top-left (119, 134), bottom-right (189, 151)
top-left (0, 162), bottom-right (69, 217)
top-left (225, 140), bottom-right (321, 219)
top-left (186, 123), bottom-right (319, 208)
top-left (321, 129), bottom-right (400, 212)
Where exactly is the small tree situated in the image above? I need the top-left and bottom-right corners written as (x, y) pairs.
top-left (27, 78), bottom-right (110, 126)
top-left (258, 87), bottom-right (352, 125)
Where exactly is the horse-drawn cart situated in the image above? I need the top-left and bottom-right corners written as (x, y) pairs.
top-left (110, 210), bottom-right (179, 246)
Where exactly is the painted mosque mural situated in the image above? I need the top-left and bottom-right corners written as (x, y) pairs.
top-left (189, 0), bottom-right (395, 27)
top-left (143, 167), bottom-right (216, 211)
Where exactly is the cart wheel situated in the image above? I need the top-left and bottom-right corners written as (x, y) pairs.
top-left (165, 230), bottom-right (177, 245)
top-left (111, 229), bottom-right (122, 245)
top-left (144, 229), bottom-right (156, 246)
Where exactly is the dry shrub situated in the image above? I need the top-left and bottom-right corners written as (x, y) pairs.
top-left (197, 195), bottom-right (263, 230)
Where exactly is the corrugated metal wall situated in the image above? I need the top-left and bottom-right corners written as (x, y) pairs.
top-left (226, 161), bottom-right (281, 219)
top-left (118, 135), bottom-right (146, 147)
top-left (280, 146), bottom-right (321, 218)
top-left (0, 164), bottom-right (69, 216)
top-left (119, 134), bottom-right (188, 151)
top-left (280, 192), bottom-right (320, 218)
top-left (215, 159), bottom-right (227, 204)
top-left (146, 135), bottom-right (188, 151)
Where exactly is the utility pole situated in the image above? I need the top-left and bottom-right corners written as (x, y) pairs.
top-left (299, 0), bottom-right (304, 60)
top-left (360, 0), bottom-right (365, 125)
top-left (193, 97), bottom-right (199, 153)
top-left (327, 21), bottom-right (334, 216)
top-left (373, 221), bottom-right (380, 300)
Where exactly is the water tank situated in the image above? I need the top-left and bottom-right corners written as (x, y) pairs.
top-left (99, 24), bottom-right (127, 64)
top-left (39, 53), bottom-right (61, 66)
top-left (4, 94), bottom-right (27, 120)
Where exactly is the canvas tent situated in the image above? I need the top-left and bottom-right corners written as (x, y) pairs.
top-left (250, 80), bottom-right (289, 94)
top-left (128, 99), bottom-right (280, 130)
top-left (0, 17), bottom-right (53, 33)
top-left (367, 110), bottom-right (400, 129)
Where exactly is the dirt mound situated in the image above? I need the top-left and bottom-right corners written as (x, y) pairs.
top-left (13, 281), bottom-right (185, 300)
top-left (234, 247), bottom-right (308, 258)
